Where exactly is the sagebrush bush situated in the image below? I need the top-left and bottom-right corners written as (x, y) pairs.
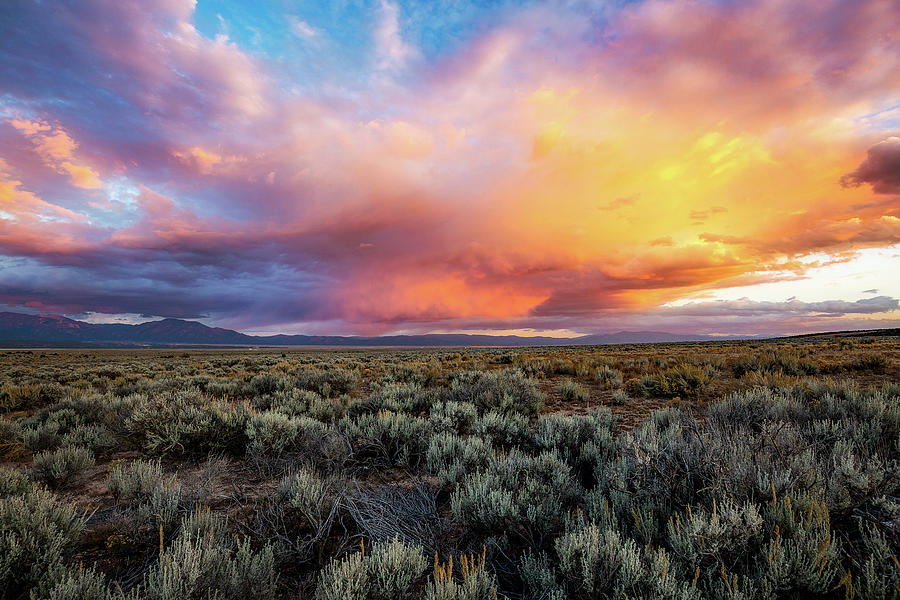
top-left (595, 366), bottom-right (624, 389)
top-left (315, 537), bottom-right (427, 600)
top-left (278, 467), bottom-right (337, 531)
top-left (107, 459), bottom-right (182, 534)
top-left (522, 521), bottom-right (701, 600)
top-left (296, 368), bottom-right (359, 397)
top-left (107, 458), bottom-right (164, 500)
top-left (451, 449), bottom-right (576, 546)
top-left (137, 511), bottom-right (277, 600)
top-left (23, 419), bottom-right (62, 452)
top-left (343, 410), bottom-right (432, 466)
top-left (430, 400), bottom-right (478, 434)
top-left (0, 466), bottom-right (32, 497)
top-left (450, 369), bottom-right (543, 417)
top-left (427, 432), bottom-right (492, 486)
top-left (246, 410), bottom-right (303, 457)
top-left (0, 486), bottom-right (86, 596)
top-left (473, 410), bottom-right (530, 448)
top-left (31, 445), bottom-right (95, 488)
top-left (127, 389), bottom-right (249, 456)
top-left (60, 423), bottom-right (117, 452)
top-left (629, 364), bottom-right (714, 398)
top-left (534, 409), bottom-right (613, 473)
top-left (32, 565), bottom-right (115, 600)
top-left (0, 419), bottom-right (21, 456)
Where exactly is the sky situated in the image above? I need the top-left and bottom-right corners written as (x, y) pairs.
top-left (0, 0), bottom-right (898, 337)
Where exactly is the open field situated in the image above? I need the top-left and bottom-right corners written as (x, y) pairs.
top-left (0, 336), bottom-right (898, 599)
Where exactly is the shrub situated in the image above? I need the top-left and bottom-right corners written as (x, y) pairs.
top-left (138, 516), bottom-right (277, 600)
top-left (426, 549), bottom-right (501, 600)
top-left (296, 368), bottom-right (359, 397)
top-left (315, 548), bottom-right (369, 600)
top-left (0, 467), bottom-right (32, 497)
top-left (595, 366), bottom-right (624, 389)
top-left (127, 389), bottom-right (250, 456)
top-left (852, 520), bottom-right (900, 599)
top-left (523, 523), bottom-right (699, 600)
top-left (31, 445), bottom-right (95, 488)
top-left (60, 424), bottom-right (117, 453)
top-left (23, 420), bottom-right (62, 452)
top-left (0, 486), bottom-right (86, 596)
top-left (278, 467), bottom-right (335, 527)
top-left (343, 411), bottom-right (432, 466)
top-left (0, 419), bottom-right (21, 456)
top-left (427, 432), bottom-right (492, 486)
top-left (666, 497), bottom-right (764, 571)
top-left (534, 409), bottom-right (614, 470)
top-left (473, 410), bottom-right (531, 448)
top-left (611, 390), bottom-right (628, 405)
top-left (628, 364), bottom-right (714, 398)
top-left (845, 353), bottom-right (889, 372)
top-left (246, 410), bottom-right (302, 457)
top-left (449, 369), bottom-right (543, 417)
top-left (32, 565), bottom-right (115, 600)
top-left (315, 537), bottom-right (427, 600)
top-left (107, 459), bottom-right (182, 534)
top-left (430, 401), bottom-right (478, 434)
top-left (558, 378), bottom-right (590, 403)
top-left (450, 449), bottom-right (576, 546)
top-left (107, 458), bottom-right (164, 500)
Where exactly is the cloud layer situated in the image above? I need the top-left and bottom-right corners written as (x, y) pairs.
top-left (0, 0), bottom-right (898, 335)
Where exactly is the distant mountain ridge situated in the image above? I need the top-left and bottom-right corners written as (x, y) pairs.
top-left (0, 311), bottom-right (759, 347)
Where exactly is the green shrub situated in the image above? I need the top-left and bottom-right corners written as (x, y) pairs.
top-left (315, 537), bottom-right (427, 600)
top-left (246, 410), bottom-right (302, 457)
top-left (731, 350), bottom-right (821, 377)
top-left (595, 366), bottom-right (624, 389)
top-left (427, 432), bottom-right (492, 486)
top-left (557, 378), bottom-right (590, 403)
top-left (845, 353), bottom-right (890, 372)
top-left (473, 410), bottom-right (531, 448)
top-left (523, 523), bottom-right (699, 600)
top-left (0, 486), bottom-right (86, 596)
top-left (296, 368), bottom-right (359, 397)
top-left (107, 459), bottom-right (165, 501)
top-left (138, 516), bottom-right (277, 600)
top-left (343, 411), bottom-right (432, 466)
top-left (0, 419), bottom-right (21, 456)
top-left (23, 420), bottom-right (62, 452)
top-left (450, 449), bottom-right (576, 546)
top-left (852, 520), bottom-right (900, 599)
top-left (629, 364), bottom-right (714, 398)
top-left (128, 389), bottom-right (251, 457)
top-left (0, 466), bottom-right (32, 497)
top-left (31, 445), bottom-right (95, 488)
top-left (534, 409), bottom-right (613, 472)
top-left (430, 400), bottom-right (478, 434)
top-left (60, 424), bottom-right (117, 452)
top-left (277, 467), bottom-right (336, 529)
top-left (450, 369), bottom-right (543, 417)
top-left (107, 459), bottom-right (182, 534)
top-left (667, 497), bottom-right (764, 571)
top-left (33, 565), bottom-right (115, 600)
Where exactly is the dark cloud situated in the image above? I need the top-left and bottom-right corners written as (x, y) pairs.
top-left (841, 137), bottom-right (900, 194)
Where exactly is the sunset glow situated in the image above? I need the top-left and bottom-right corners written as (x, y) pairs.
top-left (1, 0), bottom-right (898, 336)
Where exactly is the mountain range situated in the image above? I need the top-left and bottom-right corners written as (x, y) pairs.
top-left (0, 311), bottom-right (750, 347)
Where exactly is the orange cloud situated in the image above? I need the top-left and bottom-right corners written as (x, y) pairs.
top-left (8, 118), bottom-right (102, 189)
